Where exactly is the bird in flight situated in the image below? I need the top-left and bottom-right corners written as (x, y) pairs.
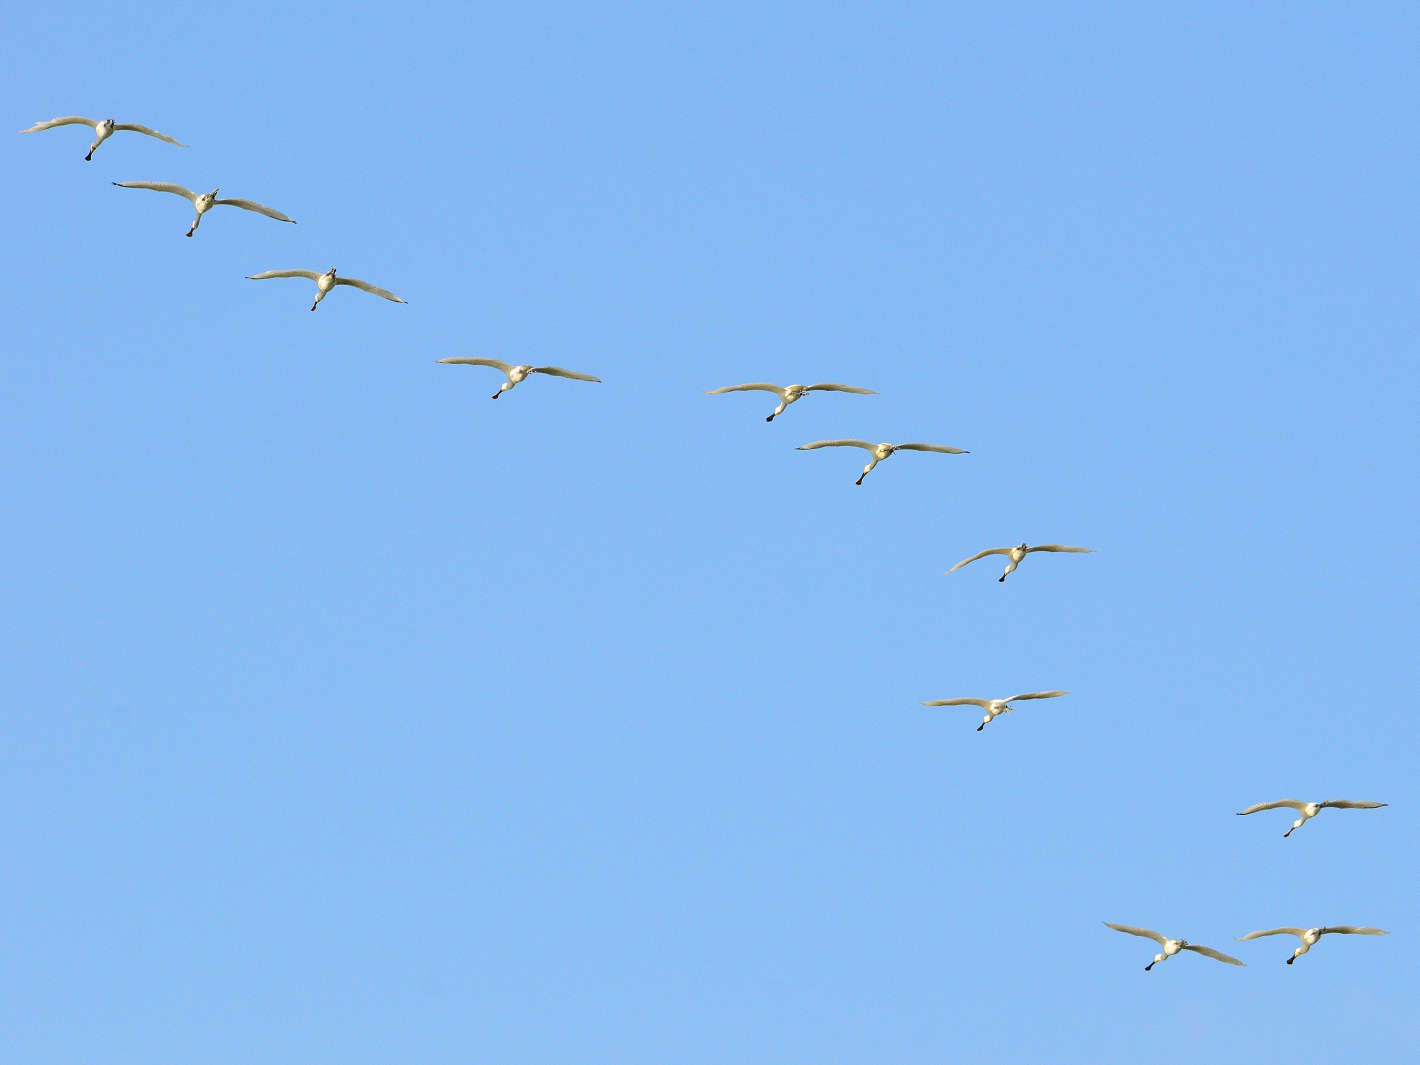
top-left (704, 381), bottom-right (875, 421)
top-left (947, 542), bottom-right (1094, 582)
top-left (796, 439), bottom-right (967, 484)
top-left (1236, 799), bottom-right (1387, 837)
top-left (113, 182), bottom-right (294, 237)
top-left (21, 116), bottom-right (186, 160)
top-left (1104, 923), bottom-right (1245, 971)
top-left (920, 691), bottom-right (1067, 731)
top-left (437, 358), bottom-right (602, 398)
top-left (1236, 925), bottom-right (1387, 964)
top-left (246, 268), bottom-right (405, 311)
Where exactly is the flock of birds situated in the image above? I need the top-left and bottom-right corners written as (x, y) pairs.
top-left (22, 111), bottom-right (1392, 975)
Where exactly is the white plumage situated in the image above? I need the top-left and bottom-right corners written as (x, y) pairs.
top-left (21, 116), bottom-right (186, 160)
top-left (797, 439), bottom-right (968, 484)
top-left (947, 542), bottom-right (1094, 582)
top-left (247, 268), bottom-right (405, 311)
top-left (1236, 925), bottom-right (1388, 964)
top-left (113, 182), bottom-right (294, 237)
top-left (920, 691), bottom-right (1068, 731)
top-left (1236, 799), bottom-right (1387, 837)
top-left (1104, 923), bottom-right (1245, 971)
top-left (437, 357), bottom-right (602, 398)
top-left (705, 381), bottom-right (875, 421)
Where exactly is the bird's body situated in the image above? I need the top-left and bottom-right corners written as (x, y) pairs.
top-left (21, 116), bottom-right (186, 160)
top-left (247, 268), bottom-right (405, 311)
top-left (1104, 923), bottom-right (1245, 971)
top-left (797, 439), bottom-right (967, 484)
top-left (437, 357), bottom-right (602, 398)
top-left (1236, 798), bottom-right (1386, 837)
top-left (948, 542), bottom-right (1094, 582)
top-left (113, 182), bottom-right (295, 237)
top-left (705, 381), bottom-right (876, 421)
top-left (920, 690), bottom-right (1068, 731)
top-left (1236, 925), bottom-right (1387, 964)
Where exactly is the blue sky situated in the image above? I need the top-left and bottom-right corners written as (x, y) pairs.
top-left (3, 3), bottom-right (1417, 1062)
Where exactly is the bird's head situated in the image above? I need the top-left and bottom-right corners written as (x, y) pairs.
top-left (1153, 952), bottom-right (1165, 963)
top-left (1292, 819), bottom-right (1304, 829)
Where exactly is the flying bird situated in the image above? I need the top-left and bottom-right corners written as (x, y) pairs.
top-left (246, 268), bottom-right (405, 311)
top-left (704, 381), bottom-right (876, 421)
top-left (1104, 923), bottom-right (1245, 971)
top-left (948, 543), bottom-right (1094, 582)
top-left (796, 439), bottom-right (967, 484)
top-left (437, 357), bottom-right (602, 398)
top-left (920, 691), bottom-right (1068, 731)
top-left (113, 182), bottom-right (294, 237)
top-left (1236, 799), bottom-right (1387, 838)
top-left (21, 116), bottom-right (186, 160)
top-left (1236, 926), bottom-right (1387, 964)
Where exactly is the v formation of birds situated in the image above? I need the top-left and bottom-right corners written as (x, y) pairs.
top-left (22, 114), bottom-right (1391, 974)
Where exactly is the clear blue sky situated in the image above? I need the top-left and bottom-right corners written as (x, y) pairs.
top-left (3, 3), bottom-right (1416, 1062)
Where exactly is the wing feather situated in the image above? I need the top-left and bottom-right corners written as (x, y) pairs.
top-left (530, 366), bottom-right (601, 382)
top-left (1004, 691), bottom-right (1068, 702)
top-left (1104, 923), bottom-right (1167, 946)
top-left (214, 197), bottom-right (295, 222)
top-left (947, 548), bottom-right (1010, 573)
top-left (704, 383), bottom-right (786, 397)
top-left (1322, 800), bottom-right (1387, 810)
top-left (797, 440), bottom-right (877, 452)
top-left (1236, 800), bottom-right (1308, 816)
top-left (1025, 544), bottom-right (1094, 554)
top-left (894, 442), bottom-right (968, 454)
top-left (805, 383), bottom-right (876, 394)
top-left (112, 181), bottom-right (196, 202)
top-left (1323, 926), bottom-right (1387, 936)
top-left (920, 698), bottom-right (992, 708)
top-left (21, 116), bottom-right (98, 132)
top-left (112, 123), bottom-right (187, 146)
top-left (1236, 928), bottom-right (1307, 941)
top-left (437, 357), bottom-right (515, 374)
top-left (334, 276), bottom-right (407, 303)
top-left (1182, 944), bottom-right (1245, 966)
top-left (247, 269), bottom-right (322, 281)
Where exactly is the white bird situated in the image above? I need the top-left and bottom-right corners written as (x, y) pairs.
top-left (21, 116), bottom-right (186, 160)
top-left (948, 543), bottom-right (1095, 582)
top-left (796, 439), bottom-right (967, 484)
top-left (436, 357), bottom-right (602, 398)
top-left (1104, 923), bottom-right (1245, 971)
top-left (113, 182), bottom-right (295, 237)
top-left (1236, 799), bottom-right (1387, 838)
top-left (246, 268), bottom-right (405, 311)
top-left (920, 691), bottom-right (1067, 731)
top-left (704, 381), bottom-right (876, 421)
top-left (1236, 926), bottom-right (1388, 964)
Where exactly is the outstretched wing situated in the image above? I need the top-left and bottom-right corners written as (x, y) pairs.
top-left (1322, 926), bottom-right (1388, 936)
top-left (214, 197), bottom-right (295, 222)
top-left (1025, 544), bottom-right (1094, 554)
top-left (437, 357), bottom-right (515, 374)
top-left (531, 366), bottom-right (602, 382)
top-left (947, 548), bottom-right (1010, 573)
top-left (1104, 923), bottom-right (1167, 947)
top-left (806, 383), bottom-right (876, 394)
top-left (797, 439), bottom-right (877, 452)
top-left (894, 442), bottom-right (968, 454)
top-left (21, 116), bottom-right (98, 132)
top-left (1322, 800), bottom-right (1387, 810)
top-left (1236, 928), bottom-right (1307, 941)
top-left (1236, 800), bottom-right (1308, 816)
top-left (334, 276), bottom-right (407, 303)
top-left (112, 123), bottom-right (187, 146)
top-left (1005, 691), bottom-right (1068, 703)
top-left (920, 698), bottom-right (992, 708)
top-left (704, 382), bottom-right (786, 397)
top-left (248, 269), bottom-right (322, 281)
top-left (112, 180), bottom-right (197, 202)
top-left (1182, 944), bottom-right (1245, 966)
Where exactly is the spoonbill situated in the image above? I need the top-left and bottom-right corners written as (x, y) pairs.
top-left (705, 381), bottom-right (876, 421)
top-left (1104, 924), bottom-right (1244, 971)
top-left (920, 691), bottom-right (1067, 731)
top-left (113, 182), bottom-right (294, 237)
top-left (1236, 926), bottom-right (1387, 964)
top-left (797, 439), bottom-right (967, 484)
top-left (21, 116), bottom-right (186, 160)
top-left (948, 543), bottom-right (1094, 582)
top-left (246, 269), bottom-right (405, 311)
top-left (437, 357), bottom-right (602, 398)
top-left (1236, 799), bottom-right (1387, 837)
